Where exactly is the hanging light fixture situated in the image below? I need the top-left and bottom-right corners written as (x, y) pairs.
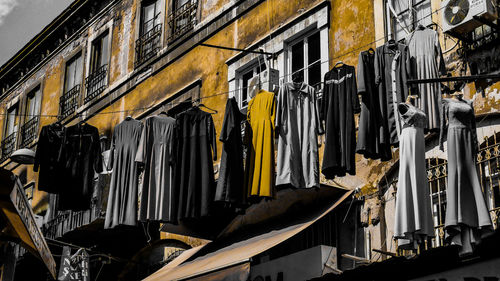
top-left (10, 148), bottom-right (35, 164)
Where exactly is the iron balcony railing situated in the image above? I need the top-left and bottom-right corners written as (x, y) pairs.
top-left (1, 132), bottom-right (17, 162)
top-left (135, 24), bottom-right (162, 67)
top-left (167, 0), bottom-right (198, 44)
top-left (59, 84), bottom-right (81, 120)
top-left (85, 64), bottom-right (108, 104)
top-left (20, 116), bottom-right (39, 147)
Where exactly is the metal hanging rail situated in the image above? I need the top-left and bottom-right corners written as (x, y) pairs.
top-left (407, 73), bottom-right (500, 84)
top-left (200, 43), bottom-right (274, 56)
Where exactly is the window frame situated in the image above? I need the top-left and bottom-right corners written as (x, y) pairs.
top-left (20, 84), bottom-right (42, 147)
top-left (385, 0), bottom-right (432, 42)
top-left (166, 0), bottom-right (199, 44)
top-left (63, 52), bottom-right (83, 95)
top-left (235, 60), bottom-right (267, 109)
top-left (134, 0), bottom-right (166, 67)
top-left (3, 102), bottom-right (19, 140)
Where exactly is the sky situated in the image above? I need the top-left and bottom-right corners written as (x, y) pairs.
top-left (0, 0), bottom-right (73, 66)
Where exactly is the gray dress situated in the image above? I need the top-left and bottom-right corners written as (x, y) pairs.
top-left (394, 103), bottom-right (434, 250)
top-left (406, 28), bottom-right (446, 131)
top-left (439, 98), bottom-right (492, 255)
top-left (105, 117), bottom-right (143, 228)
top-left (276, 82), bottom-right (323, 188)
top-left (135, 115), bottom-right (177, 222)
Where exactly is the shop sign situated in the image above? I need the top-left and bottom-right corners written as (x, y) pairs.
top-left (58, 246), bottom-right (90, 281)
top-left (409, 258), bottom-right (500, 281)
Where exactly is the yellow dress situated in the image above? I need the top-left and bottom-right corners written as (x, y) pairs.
top-left (246, 90), bottom-right (276, 197)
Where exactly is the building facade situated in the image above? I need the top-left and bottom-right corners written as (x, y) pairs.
top-left (0, 0), bottom-right (499, 280)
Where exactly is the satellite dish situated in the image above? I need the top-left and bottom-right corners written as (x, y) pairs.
top-left (445, 0), bottom-right (470, 25)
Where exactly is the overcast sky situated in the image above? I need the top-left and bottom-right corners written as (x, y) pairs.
top-left (0, 0), bottom-right (72, 66)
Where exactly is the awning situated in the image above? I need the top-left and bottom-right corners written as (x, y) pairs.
top-left (144, 188), bottom-right (353, 281)
top-left (0, 168), bottom-right (57, 279)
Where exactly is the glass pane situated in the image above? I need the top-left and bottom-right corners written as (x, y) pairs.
top-left (100, 32), bottom-right (110, 68)
top-left (6, 106), bottom-right (18, 135)
top-left (307, 32), bottom-right (321, 87)
top-left (393, 12), bottom-right (411, 41)
top-left (65, 60), bottom-right (75, 92)
top-left (391, 0), bottom-right (409, 15)
top-left (176, 0), bottom-right (190, 9)
top-left (241, 70), bottom-right (254, 107)
top-left (142, 2), bottom-right (156, 33)
top-left (291, 41), bottom-right (304, 83)
top-left (74, 55), bottom-right (82, 86)
top-left (415, 0), bottom-right (432, 27)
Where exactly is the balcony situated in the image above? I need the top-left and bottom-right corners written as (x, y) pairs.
top-left (1, 132), bottom-right (17, 162)
top-left (20, 116), bottom-right (39, 148)
top-left (135, 24), bottom-right (162, 68)
top-left (59, 84), bottom-right (81, 120)
top-left (167, 1), bottom-right (198, 44)
top-left (43, 204), bottom-right (103, 240)
top-left (84, 64), bottom-right (108, 104)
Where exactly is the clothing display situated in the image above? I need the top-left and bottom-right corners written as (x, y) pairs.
top-left (176, 107), bottom-right (217, 220)
top-left (59, 123), bottom-right (103, 211)
top-left (135, 115), bottom-right (176, 222)
top-left (215, 98), bottom-right (245, 205)
top-left (439, 97), bottom-right (492, 255)
top-left (356, 50), bottom-right (392, 161)
top-left (406, 28), bottom-right (446, 131)
top-left (105, 117), bottom-right (143, 228)
top-left (275, 82), bottom-right (323, 188)
top-left (245, 89), bottom-right (276, 197)
top-left (394, 103), bottom-right (434, 250)
top-left (33, 122), bottom-right (66, 193)
top-left (321, 64), bottom-right (360, 179)
top-left (375, 42), bottom-right (410, 146)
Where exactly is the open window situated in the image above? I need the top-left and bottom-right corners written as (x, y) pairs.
top-left (1, 103), bottom-right (19, 161)
top-left (136, 0), bottom-right (163, 67)
top-left (20, 86), bottom-right (41, 147)
top-left (235, 62), bottom-right (267, 109)
top-left (167, 0), bottom-right (198, 44)
top-left (60, 52), bottom-right (83, 120)
top-left (85, 30), bottom-right (110, 103)
top-left (286, 29), bottom-right (323, 90)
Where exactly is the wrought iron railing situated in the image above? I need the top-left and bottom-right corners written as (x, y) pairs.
top-left (135, 24), bottom-right (162, 67)
top-left (43, 205), bottom-right (102, 240)
top-left (59, 84), bottom-right (81, 120)
top-left (85, 64), bottom-right (108, 103)
top-left (20, 116), bottom-right (39, 147)
top-left (167, 0), bottom-right (198, 44)
top-left (1, 132), bottom-right (17, 162)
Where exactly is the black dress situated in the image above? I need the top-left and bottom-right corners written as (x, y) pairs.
top-left (374, 42), bottom-right (410, 146)
top-left (34, 122), bottom-right (66, 193)
top-left (59, 123), bottom-right (103, 211)
top-left (215, 98), bottom-right (245, 206)
top-left (356, 50), bottom-right (392, 161)
top-left (176, 107), bottom-right (217, 220)
top-left (321, 64), bottom-right (360, 179)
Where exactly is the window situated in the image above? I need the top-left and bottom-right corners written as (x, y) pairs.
top-left (478, 133), bottom-right (500, 229)
top-left (1, 104), bottom-right (19, 161)
top-left (60, 53), bottom-right (82, 119)
top-left (236, 62), bottom-right (266, 108)
top-left (20, 86), bottom-right (41, 147)
top-left (167, 0), bottom-right (198, 43)
top-left (136, 0), bottom-right (162, 67)
top-left (426, 157), bottom-right (448, 248)
top-left (386, 0), bottom-right (432, 42)
top-left (24, 182), bottom-right (34, 206)
top-left (286, 30), bottom-right (322, 89)
top-left (86, 31), bottom-right (110, 103)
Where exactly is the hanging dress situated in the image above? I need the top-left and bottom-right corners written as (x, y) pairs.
top-left (374, 42), bottom-right (410, 146)
top-left (276, 82), bottom-right (323, 188)
top-left (406, 28), bottom-right (446, 131)
top-left (321, 64), bottom-right (360, 179)
top-left (215, 98), bottom-right (246, 206)
top-left (245, 90), bottom-right (276, 197)
top-left (394, 103), bottom-right (434, 250)
top-left (105, 117), bottom-right (143, 228)
top-left (135, 115), bottom-right (176, 222)
top-left (176, 107), bottom-right (217, 220)
top-left (439, 98), bottom-right (492, 255)
top-left (356, 50), bottom-right (391, 161)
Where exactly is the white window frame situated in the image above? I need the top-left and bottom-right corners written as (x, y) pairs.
top-left (234, 59), bottom-right (267, 109)
top-left (85, 20), bottom-right (113, 79)
top-left (285, 28), bottom-right (324, 86)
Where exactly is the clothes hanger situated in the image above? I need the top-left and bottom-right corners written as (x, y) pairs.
top-left (334, 61), bottom-right (345, 68)
top-left (417, 23), bottom-right (426, 30)
top-left (368, 47), bottom-right (375, 54)
top-left (193, 98), bottom-right (218, 114)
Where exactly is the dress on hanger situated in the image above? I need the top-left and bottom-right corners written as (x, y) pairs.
top-left (394, 103), bottom-right (434, 250)
top-left (215, 98), bottom-right (245, 205)
top-left (440, 98), bottom-right (492, 255)
top-left (374, 42), bottom-right (410, 146)
top-left (245, 90), bottom-right (276, 197)
top-left (276, 82), bottom-right (323, 188)
top-left (321, 64), bottom-right (360, 179)
top-left (135, 115), bottom-right (176, 222)
top-left (406, 28), bottom-right (446, 131)
top-left (34, 122), bottom-right (66, 194)
top-left (176, 107), bottom-right (217, 220)
top-left (105, 117), bottom-right (143, 228)
top-left (356, 50), bottom-right (391, 161)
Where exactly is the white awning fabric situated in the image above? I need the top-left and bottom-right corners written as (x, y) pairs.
top-left (144, 189), bottom-right (353, 281)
